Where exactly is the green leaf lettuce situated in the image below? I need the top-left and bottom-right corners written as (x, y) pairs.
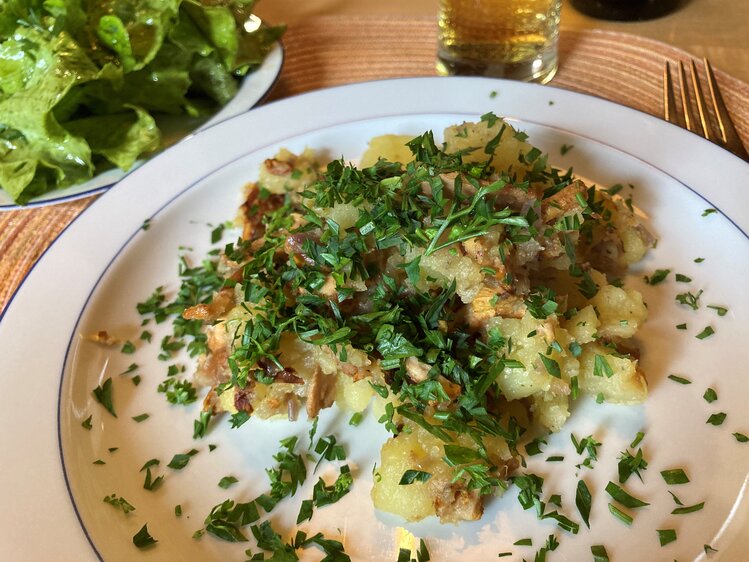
top-left (0, 0), bottom-right (284, 203)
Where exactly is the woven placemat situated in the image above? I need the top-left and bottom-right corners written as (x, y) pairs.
top-left (2, 17), bottom-right (748, 316)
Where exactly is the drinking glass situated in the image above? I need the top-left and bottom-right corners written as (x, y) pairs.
top-left (437, 0), bottom-right (562, 84)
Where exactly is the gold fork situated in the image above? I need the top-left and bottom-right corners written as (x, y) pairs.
top-left (663, 58), bottom-right (749, 162)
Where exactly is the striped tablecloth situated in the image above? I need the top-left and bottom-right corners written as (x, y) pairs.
top-left (2, 18), bottom-right (748, 315)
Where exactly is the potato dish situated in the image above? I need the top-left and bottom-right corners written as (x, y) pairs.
top-left (183, 115), bottom-right (652, 524)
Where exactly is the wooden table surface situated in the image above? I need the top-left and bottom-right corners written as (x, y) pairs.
top-left (256, 0), bottom-right (749, 84)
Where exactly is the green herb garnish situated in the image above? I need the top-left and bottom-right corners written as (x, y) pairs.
top-left (575, 480), bottom-right (592, 528)
top-left (133, 524), bottom-right (157, 548)
top-left (167, 449), bottom-right (198, 470)
top-left (707, 305), bottom-right (728, 316)
top-left (103, 494), bottom-right (135, 514)
top-left (605, 482), bottom-right (649, 508)
top-left (608, 502), bottom-right (633, 525)
top-left (399, 470), bottom-right (432, 485)
top-left (660, 468), bottom-right (689, 485)
top-left (672, 501), bottom-right (705, 515)
top-left (92, 378), bottom-right (116, 417)
top-left (644, 269), bottom-right (670, 285)
top-left (657, 529), bottom-right (677, 546)
top-left (218, 476), bottom-right (238, 489)
top-left (591, 545), bottom-right (609, 561)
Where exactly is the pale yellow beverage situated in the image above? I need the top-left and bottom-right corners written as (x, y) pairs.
top-left (437, 0), bottom-right (561, 83)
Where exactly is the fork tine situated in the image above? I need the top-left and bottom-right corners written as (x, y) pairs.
top-left (704, 58), bottom-right (728, 143)
top-left (703, 58), bottom-right (749, 160)
top-left (689, 59), bottom-right (711, 140)
top-left (663, 62), bottom-right (677, 124)
top-left (677, 61), bottom-right (694, 132)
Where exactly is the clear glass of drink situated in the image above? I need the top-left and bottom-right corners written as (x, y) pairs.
top-left (437, 0), bottom-right (562, 83)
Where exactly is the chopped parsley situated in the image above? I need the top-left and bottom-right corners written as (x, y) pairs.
top-left (167, 449), bottom-right (198, 470)
top-left (132, 524), bottom-right (157, 548)
top-left (618, 448), bottom-right (647, 483)
top-left (202, 499), bottom-right (253, 542)
top-left (81, 415), bottom-right (93, 430)
top-left (591, 545), bottom-right (609, 561)
top-left (660, 468), bottom-right (689, 485)
top-left (142, 467), bottom-right (164, 491)
top-left (313, 434), bottom-right (346, 471)
top-left (707, 304), bottom-right (728, 316)
top-left (312, 465), bottom-right (353, 508)
top-left (103, 494), bottom-right (135, 514)
top-left (630, 432), bottom-right (645, 448)
top-left (575, 479), bottom-right (592, 528)
top-left (604, 482), bottom-right (649, 508)
top-left (676, 289), bottom-right (702, 310)
top-left (132, 413), bottom-right (149, 423)
top-left (593, 355), bottom-right (614, 378)
top-left (399, 470), bottom-right (432, 485)
top-left (218, 476), bottom-right (238, 489)
top-left (657, 529), bottom-right (677, 546)
top-left (703, 388), bottom-right (718, 403)
top-left (258, 436), bottom-right (307, 512)
top-left (672, 501), bottom-right (705, 515)
top-left (158, 378), bottom-right (198, 405)
top-left (608, 502), bottom-right (633, 525)
top-left (667, 374), bottom-right (691, 385)
top-left (525, 436), bottom-right (547, 456)
top-left (696, 326), bottom-right (715, 339)
top-left (119, 362), bottom-right (138, 375)
top-left (193, 412), bottom-right (212, 439)
top-left (571, 434), bottom-right (600, 469)
top-left (92, 378), bottom-right (116, 417)
top-left (733, 432), bottom-right (748, 443)
top-left (121, 340), bottom-right (136, 354)
top-left (538, 354), bottom-right (561, 378)
top-left (644, 269), bottom-right (670, 285)
top-left (707, 412), bottom-right (727, 426)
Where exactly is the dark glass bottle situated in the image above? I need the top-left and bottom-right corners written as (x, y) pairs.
top-left (570, 0), bottom-right (681, 21)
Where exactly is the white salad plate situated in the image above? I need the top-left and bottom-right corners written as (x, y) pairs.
top-left (0, 77), bottom-right (748, 562)
top-left (0, 43), bottom-right (284, 211)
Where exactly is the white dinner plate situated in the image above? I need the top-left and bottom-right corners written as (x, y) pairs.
top-left (1, 77), bottom-right (748, 562)
top-left (0, 43), bottom-right (284, 211)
